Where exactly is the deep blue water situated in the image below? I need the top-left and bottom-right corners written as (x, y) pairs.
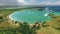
top-left (48, 6), bottom-right (60, 12)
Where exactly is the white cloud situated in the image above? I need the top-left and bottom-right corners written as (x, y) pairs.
top-left (17, 0), bottom-right (36, 5)
top-left (17, 0), bottom-right (25, 3)
top-left (56, 1), bottom-right (60, 4)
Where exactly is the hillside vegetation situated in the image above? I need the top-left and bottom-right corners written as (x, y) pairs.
top-left (0, 9), bottom-right (60, 34)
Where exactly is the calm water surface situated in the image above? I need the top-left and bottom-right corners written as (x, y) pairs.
top-left (9, 10), bottom-right (60, 24)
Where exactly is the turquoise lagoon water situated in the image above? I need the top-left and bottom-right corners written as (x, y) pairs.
top-left (9, 10), bottom-right (60, 24)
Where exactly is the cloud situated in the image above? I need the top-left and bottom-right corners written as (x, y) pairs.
top-left (0, 0), bottom-right (60, 6)
top-left (19, 0), bottom-right (60, 5)
top-left (17, 0), bottom-right (36, 5)
top-left (0, 0), bottom-right (20, 6)
top-left (17, 0), bottom-right (25, 4)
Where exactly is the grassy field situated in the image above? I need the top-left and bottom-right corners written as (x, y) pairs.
top-left (36, 27), bottom-right (60, 34)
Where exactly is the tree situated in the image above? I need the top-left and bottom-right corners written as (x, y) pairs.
top-left (48, 13), bottom-right (57, 18)
top-left (17, 22), bottom-right (36, 34)
top-left (0, 16), bottom-right (3, 19)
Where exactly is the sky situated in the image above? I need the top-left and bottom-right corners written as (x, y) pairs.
top-left (0, 0), bottom-right (60, 6)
